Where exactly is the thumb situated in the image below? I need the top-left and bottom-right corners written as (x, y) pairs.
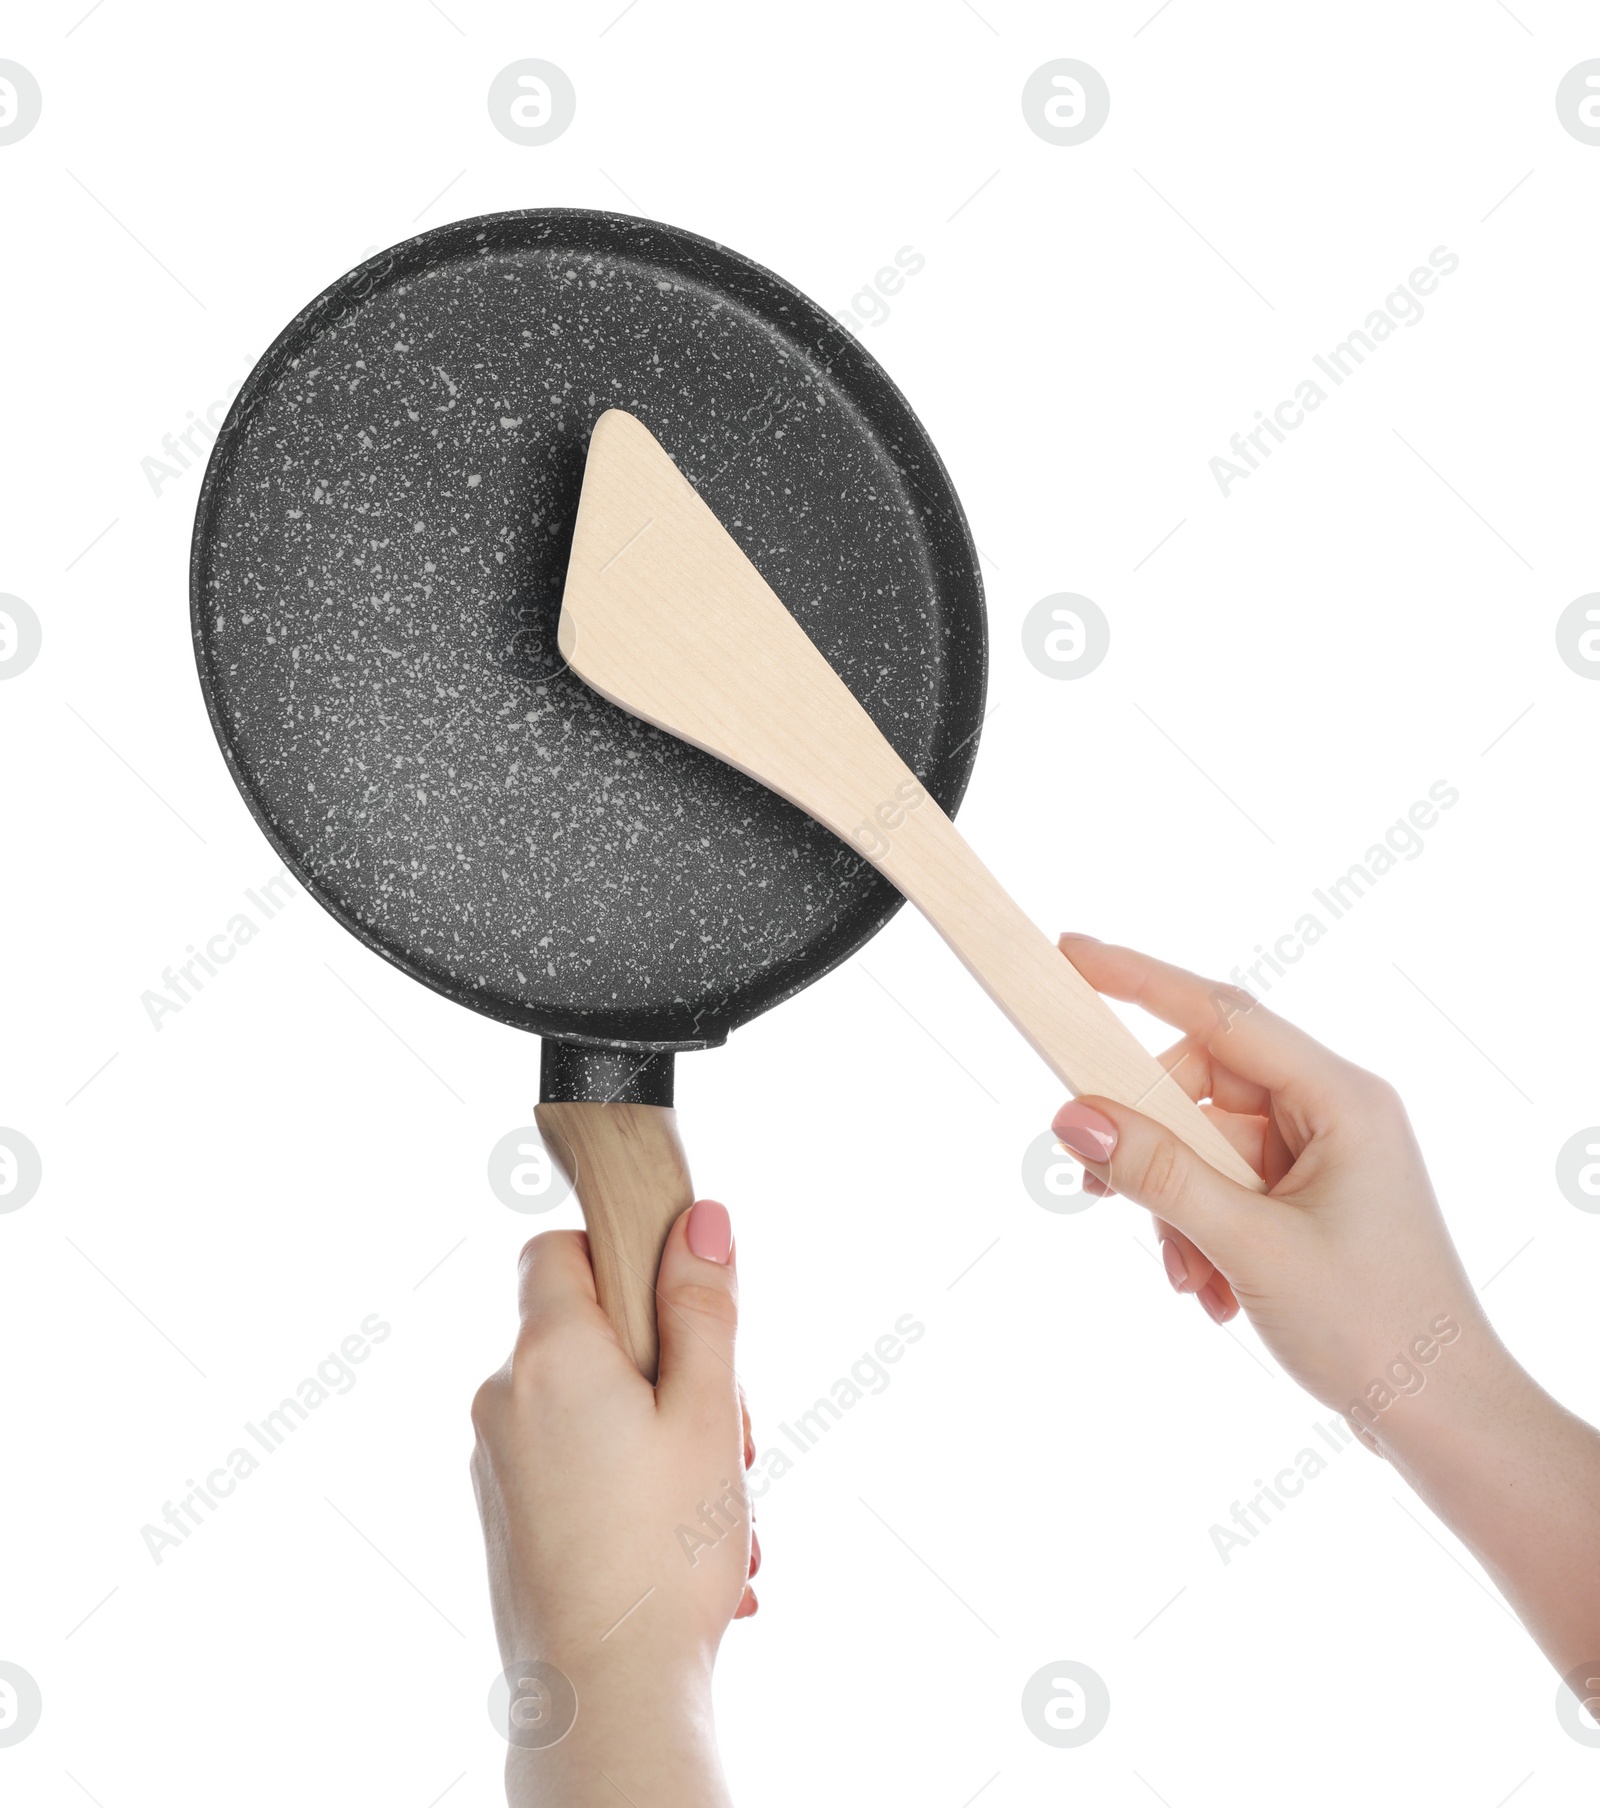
top-left (1053, 1098), bottom-right (1268, 1271)
top-left (654, 1199), bottom-right (740, 1414)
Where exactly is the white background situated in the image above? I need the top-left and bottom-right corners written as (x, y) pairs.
top-left (3, 2), bottom-right (1598, 1804)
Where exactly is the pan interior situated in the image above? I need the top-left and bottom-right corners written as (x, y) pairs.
top-left (193, 213), bottom-right (985, 1048)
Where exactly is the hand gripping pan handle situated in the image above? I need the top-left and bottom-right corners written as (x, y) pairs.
top-left (534, 1100), bottom-right (693, 1382)
top-left (534, 1044), bottom-right (696, 1382)
top-left (556, 411), bottom-right (1265, 1195)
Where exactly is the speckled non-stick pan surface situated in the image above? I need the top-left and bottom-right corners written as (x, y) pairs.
top-left (191, 208), bottom-right (986, 1069)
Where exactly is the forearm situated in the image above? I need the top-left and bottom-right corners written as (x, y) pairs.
top-left (1373, 1328), bottom-right (1600, 1674)
top-left (502, 1650), bottom-right (733, 1808)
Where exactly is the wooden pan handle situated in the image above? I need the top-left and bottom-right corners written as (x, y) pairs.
top-left (532, 1101), bottom-right (695, 1381)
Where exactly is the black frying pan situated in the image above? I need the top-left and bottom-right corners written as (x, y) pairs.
top-left (191, 208), bottom-right (986, 1373)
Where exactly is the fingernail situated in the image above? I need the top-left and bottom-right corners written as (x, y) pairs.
top-left (1160, 1236), bottom-right (1190, 1292)
top-left (687, 1199), bottom-right (733, 1264)
top-left (1057, 931), bottom-right (1100, 944)
top-left (1051, 1102), bottom-right (1118, 1164)
top-left (1198, 1282), bottom-right (1230, 1324)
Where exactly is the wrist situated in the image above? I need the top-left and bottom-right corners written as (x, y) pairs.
top-left (1353, 1308), bottom-right (1529, 1464)
top-left (500, 1643), bottom-right (726, 1808)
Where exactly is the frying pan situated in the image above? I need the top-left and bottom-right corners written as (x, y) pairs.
top-left (191, 207), bottom-right (986, 1375)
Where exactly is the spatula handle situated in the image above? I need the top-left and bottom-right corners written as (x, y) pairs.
top-left (875, 800), bottom-right (1266, 1194)
top-left (532, 1101), bottom-right (695, 1380)
top-left (556, 409), bottom-right (1262, 1195)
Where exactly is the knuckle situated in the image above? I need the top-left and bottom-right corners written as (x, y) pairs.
top-left (661, 1276), bottom-right (738, 1332)
top-left (469, 1372), bottom-right (506, 1438)
top-left (505, 1328), bottom-right (566, 1402)
top-left (1206, 983), bottom-right (1258, 1034)
top-left (517, 1230), bottom-right (563, 1271)
top-left (1367, 1074), bottom-right (1404, 1114)
top-left (509, 1324), bottom-right (558, 1382)
top-left (1130, 1137), bottom-right (1189, 1213)
top-left (1344, 1063), bottom-right (1403, 1115)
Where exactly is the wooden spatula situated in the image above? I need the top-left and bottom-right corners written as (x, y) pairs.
top-left (558, 409), bottom-right (1264, 1193)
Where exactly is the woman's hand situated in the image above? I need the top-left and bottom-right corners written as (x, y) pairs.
top-left (1050, 934), bottom-right (1600, 1679)
top-left (1050, 933), bottom-right (1492, 1423)
top-left (471, 1201), bottom-right (756, 1808)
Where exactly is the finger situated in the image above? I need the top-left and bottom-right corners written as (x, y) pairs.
top-left (1197, 1273), bottom-right (1240, 1323)
top-left (655, 1200), bottom-right (741, 1419)
top-left (1058, 934), bottom-right (1344, 1099)
top-left (515, 1230), bottom-right (610, 1339)
top-left (1202, 1106), bottom-right (1273, 1174)
top-left (738, 1384), bottom-right (755, 1469)
top-left (1053, 1095), bottom-right (1272, 1267)
top-left (1192, 1095), bottom-right (1299, 1190)
top-left (1149, 1217), bottom-right (1240, 1319)
top-left (1075, 1106), bottom-right (1271, 1222)
top-left (1155, 1034), bottom-right (1271, 1118)
top-left (1153, 1216), bottom-right (1217, 1296)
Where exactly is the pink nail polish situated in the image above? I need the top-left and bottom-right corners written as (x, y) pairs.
top-left (1051, 1102), bottom-right (1118, 1164)
top-left (1160, 1237), bottom-right (1189, 1292)
top-left (687, 1199), bottom-right (733, 1264)
top-left (1199, 1283), bottom-right (1229, 1324)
